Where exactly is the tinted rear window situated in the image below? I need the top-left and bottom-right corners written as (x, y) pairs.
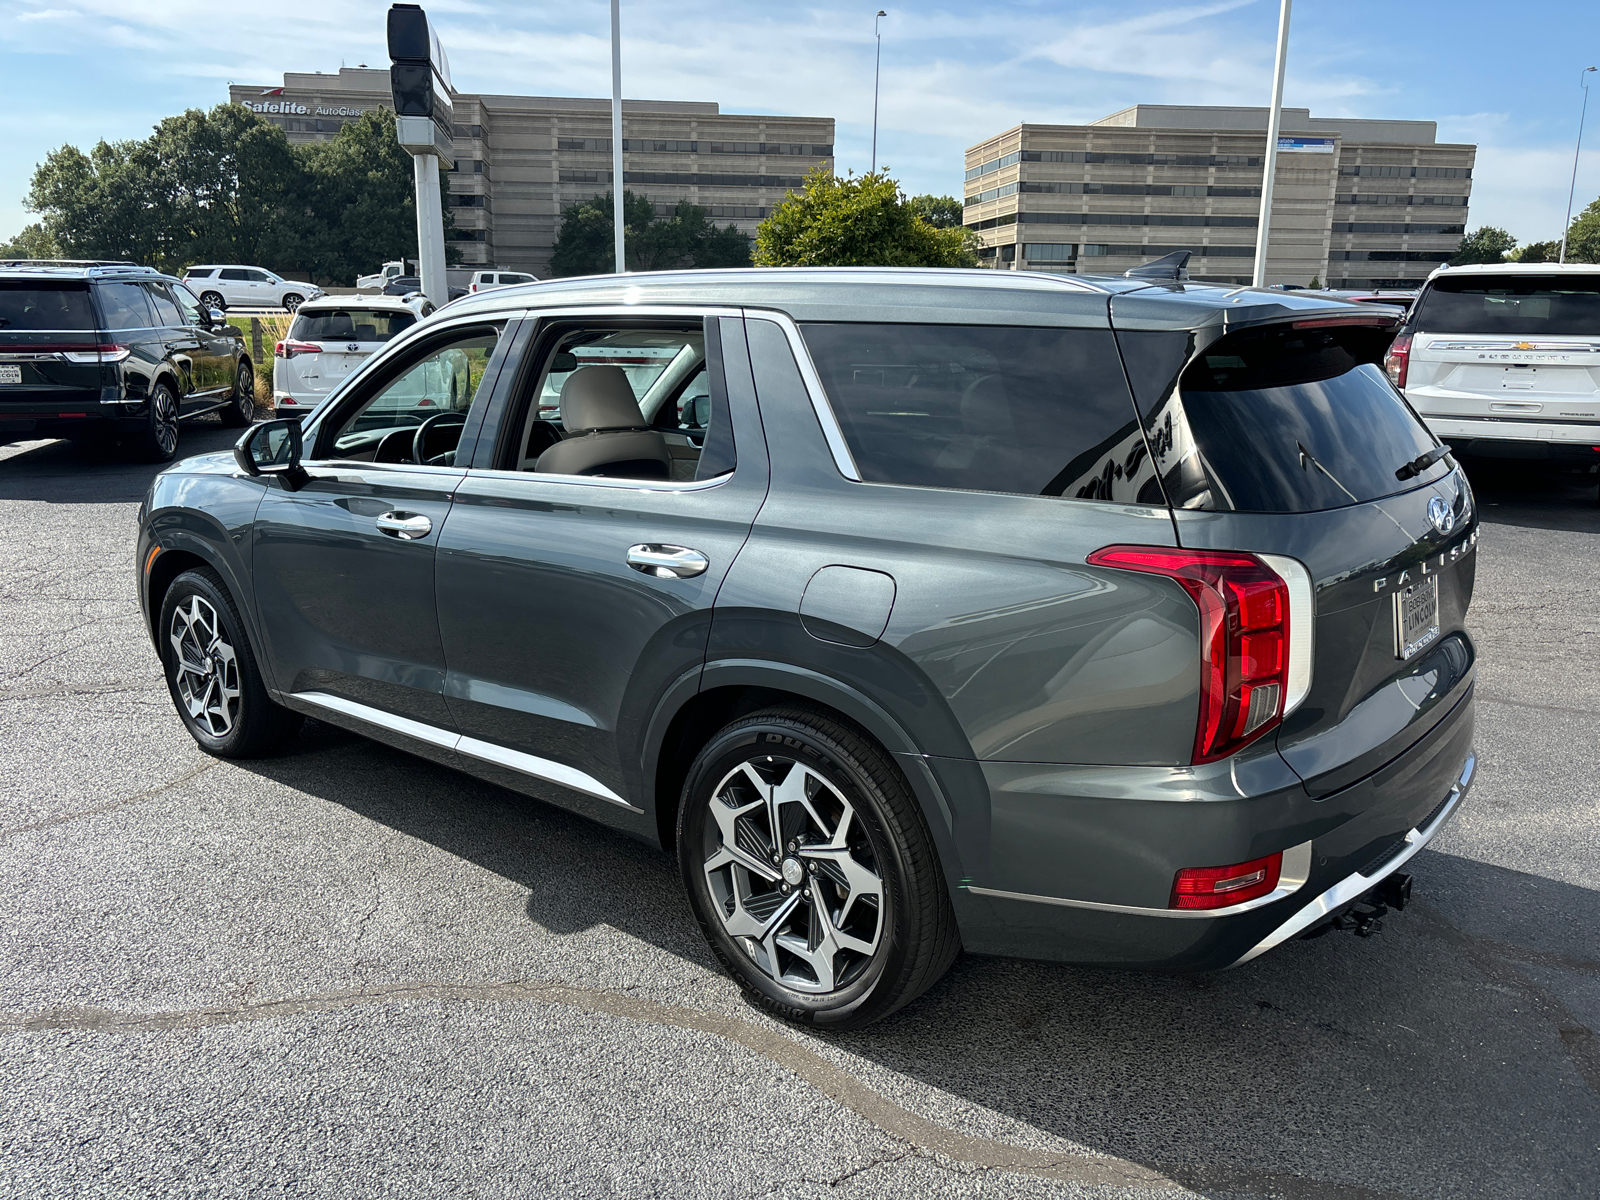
top-left (290, 309), bottom-right (416, 342)
top-left (97, 282), bottom-right (155, 329)
top-left (185, 268), bottom-right (214, 279)
top-left (800, 322), bottom-right (1138, 499)
top-left (1166, 323), bottom-right (1447, 513)
top-left (0, 283), bottom-right (95, 331)
top-left (1411, 274), bottom-right (1600, 336)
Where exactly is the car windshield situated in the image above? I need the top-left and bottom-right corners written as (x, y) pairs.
top-left (0, 283), bottom-right (96, 331)
top-left (1411, 274), bottom-right (1600, 336)
top-left (290, 309), bottom-right (416, 343)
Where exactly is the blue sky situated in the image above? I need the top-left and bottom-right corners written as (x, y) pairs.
top-left (3, 0), bottom-right (1598, 246)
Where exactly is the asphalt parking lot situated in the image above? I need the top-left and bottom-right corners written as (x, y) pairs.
top-left (1, 424), bottom-right (1596, 1200)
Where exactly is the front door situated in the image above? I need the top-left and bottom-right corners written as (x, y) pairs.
top-left (252, 319), bottom-right (511, 731)
top-left (140, 282), bottom-right (204, 403)
top-left (169, 282), bottom-right (233, 398)
top-left (433, 313), bottom-right (767, 819)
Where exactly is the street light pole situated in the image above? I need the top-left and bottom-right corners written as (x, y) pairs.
top-left (1560, 66), bottom-right (1598, 265)
top-left (611, 0), bottom-right (626, 274)
top-left (871, 10), bottom-right (886, 173)
top-left (1251, 0), bottom-right (1292, 288)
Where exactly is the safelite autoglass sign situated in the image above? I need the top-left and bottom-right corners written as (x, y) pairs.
top-left (1278, 137), bottom-right (1336, 153)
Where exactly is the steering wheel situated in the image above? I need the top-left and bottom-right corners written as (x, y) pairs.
top-left (413, 411), bottom-right (468, 466)
top-left (373, 426), bottom-right (417, 463)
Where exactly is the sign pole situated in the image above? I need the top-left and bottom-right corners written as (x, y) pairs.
top-left (611, 0), bottom-right (626, 274)
top-left (413, 151), bottom-right (447, 305)
top-left (1252, 0), bottom-right (1292, 288)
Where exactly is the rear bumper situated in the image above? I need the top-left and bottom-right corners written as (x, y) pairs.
top-left (0, 400), bottom-right (150, 441)
top-left (950, 687), bottom-right (1475, 970)
top-left (1416, 412), bottom-right (1600, 452)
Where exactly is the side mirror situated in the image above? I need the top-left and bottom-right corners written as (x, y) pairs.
top-left (233, 418), bottom-right (308, 489)
top-left (208, 308), bottom-right (227, 327)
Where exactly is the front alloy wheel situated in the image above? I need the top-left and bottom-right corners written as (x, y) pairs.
top-left (169, 594), bottom-right (242, 738)
top-left (281, 292), bottom-right (304, 312)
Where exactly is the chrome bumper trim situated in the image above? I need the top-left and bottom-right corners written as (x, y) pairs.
top-left (1230, 750), bottom-right (1476, 967)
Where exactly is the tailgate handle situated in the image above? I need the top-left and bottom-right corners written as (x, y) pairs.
top-left (376, 511), bottom-right (432, 540)
top-left (627, 544), bottom-right (708, 579)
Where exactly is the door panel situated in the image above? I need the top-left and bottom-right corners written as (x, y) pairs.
top-left (141, 283), bottom-right (200, 399)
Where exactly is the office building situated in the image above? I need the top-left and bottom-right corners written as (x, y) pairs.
top-left (231, 69), bottom-right (833, 278)
top-left (964, 105), bottom-right (1475, 288)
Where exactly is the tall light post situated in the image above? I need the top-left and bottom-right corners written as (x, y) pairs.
top-left (871, 10), bottom-right (886, 173)
top-left (611, 0), bottom-right (626, 274)
top-left (1560, 66), bottom-right (1598, 264)
top-left (1251, 0), bottom-right (1292, 288)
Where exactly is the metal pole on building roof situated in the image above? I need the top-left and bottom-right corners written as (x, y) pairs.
top-left (1559, 67), bottom-right (1597, 265)
top-left (611, 0), bottom-right (626, 274)
top-left (1251, 0), bottom-right (1292, 288)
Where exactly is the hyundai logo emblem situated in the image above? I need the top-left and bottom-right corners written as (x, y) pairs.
top-left (1427, 496), bottom-right (1454, 536)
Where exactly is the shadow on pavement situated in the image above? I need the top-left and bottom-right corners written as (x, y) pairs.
top-left (0, 424), bottom-right (245, 504)
top-left (236, 719), bottom-right (1600, 1200)
top-left (1459, 454), bottom-right (1600, 535)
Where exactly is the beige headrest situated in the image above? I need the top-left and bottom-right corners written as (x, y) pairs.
top-left (558, 365), bottom-right (645, 432)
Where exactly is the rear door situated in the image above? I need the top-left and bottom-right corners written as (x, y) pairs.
top-left (1405, 273), bottom-right (1600, 429)
top-left (140, 282), bottom-right (205, 403)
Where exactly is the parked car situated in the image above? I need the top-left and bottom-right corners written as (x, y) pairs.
top-left (469, 270), bottom-right (538, 293)
top-left (183, 266), bottom-right (322, 313)
top-left (2, 260), bottom-right (256, 459)
top-left (272, 295), bottom-right (434, 422)
top-left (382, 275), bottom-right (467, 302)
top-left (1386, 263), bottom-right (1600, 464)
top-left (137, 267), bottom-right (1477, 1028)
top-left (356, 260), bottom-right (413, 291)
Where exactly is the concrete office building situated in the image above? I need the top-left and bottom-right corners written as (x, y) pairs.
top-left (964, 105), bottom-right (1475, 289)
top-left (230, 68), bottom-right (833, 278)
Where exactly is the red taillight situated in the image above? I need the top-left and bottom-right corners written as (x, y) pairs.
top-left (1384, 333), bottom-right (1412, 390)
top-left (274, 340), bottom-right (321, 359)
top-left (60, 343), bottom-right (130, 364)
top-left (1086, 546), bottom-right (1290, 763)
top-left (1170, 852), bottom-right (1283, 910)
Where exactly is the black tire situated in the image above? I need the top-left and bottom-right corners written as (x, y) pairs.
top-left (281, 292), bottom-right (305, 312)
top-left (158, 567), bottom-right (303, 758)
top-left (677, 706), bottom-right (960, 1029)
top-left (132, 379), bottom-right (181, 462)
top-left (219, 358), bottom-right (256, 427)
top-left (199, 291), bottom-right (225, 312)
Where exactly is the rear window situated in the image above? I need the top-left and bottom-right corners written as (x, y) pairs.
top-left (290, 309), bottom-right (417, 343)
top-left (0, 283), bottom-right (95, 331)
top-left (185, 268), bottom-right (214, 279)
top-left (1166, 322), bottom-right (1448, 513)
top-left (800, 323), bottom-right (1139, 499)
top-left (1411, 274), bottom-right (1600, 336)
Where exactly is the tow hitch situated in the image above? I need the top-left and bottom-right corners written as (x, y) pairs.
top-left (1306, 873), bottom-right (1412, 940)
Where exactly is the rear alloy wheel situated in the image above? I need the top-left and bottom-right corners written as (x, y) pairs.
top-left (199, 291), bottom-right (225, 312)
top-left (220, 359), bottom-right (256, 427)
top-left (159, 568), bottom-right (302, 757)
top-left (281, 292), bottom-right (305, 312)
top-left (134, 380), bottom-right (180, 462)
top-left (679, 707), bottom-right (960, 1029)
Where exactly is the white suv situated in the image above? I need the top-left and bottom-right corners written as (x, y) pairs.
top-left (1388, 263), bottom-right (1600, 464)
top-left (468, 270), bottom-right (537, 293)
top-left (271, 295), bottom-right (432, 421)
top-left (183, 266), bottom-right (323, 312)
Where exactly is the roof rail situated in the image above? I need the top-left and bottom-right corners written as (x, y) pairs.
top-left (0, 258), bottom-right (140, 269)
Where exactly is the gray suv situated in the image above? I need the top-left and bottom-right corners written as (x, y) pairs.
top-left (136, 268), bottom-right (1477, 1028)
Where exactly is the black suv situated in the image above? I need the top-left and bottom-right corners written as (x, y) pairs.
top-left (137, 266), bottom-right (1477, 1028)
top-left (0, 260), bottom-right (256, 460)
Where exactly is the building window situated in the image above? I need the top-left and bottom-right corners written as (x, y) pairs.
top-left (452, 124), bottom-right (485, 139)
top-left (964, 182), bottom-right (1019, 204)
top-left (964, 214), bottom-right (1019, 231)
top-left (1337, 194), bottom-right (1468, 207)
top-left (1022, 243), bottom-right (1076, 261)
top-left (964, 150), bottom-right (1022, 181)
top-left (449, 193), bottom-right (487, 208)
top-left (450, 160), bottom-right (486, 174)
top-left (1331, 222), bottom-right (1465, 235)
top-left (1331, 250), bottom-right (1455, 262)
top-left (560, 170), bottom-right (610, 183)
top-left (558, 137), bottom-right (612, 151)
top-left (447, 229), bottom-right (488, 242)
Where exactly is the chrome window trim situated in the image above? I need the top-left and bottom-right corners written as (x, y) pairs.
top-left (741, 311), bottom-right (862, 481)
top-left (461, 465), bottom-right (732, 494)
top-left (294, 460), bottom-right (469, 481)
top-left (510, 303), bottom-right (746, 321)
top-left (1259, 553), bottom-right (1315, 716)
top-left (292, 691), bottom-right (641, 813)
top-left (968, 839), bottom-right (1313, 919)
top-left (1230, 750), bottom-right (1475, 966)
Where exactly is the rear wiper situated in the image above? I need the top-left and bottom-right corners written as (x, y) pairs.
top-left (1395, 445), bottom-right (1451, 481)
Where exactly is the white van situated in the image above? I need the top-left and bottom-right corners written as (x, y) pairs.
top-left (469, 270), bottom-right (537, 293)
top-left (1389, 263), bottom-right (1600, 463)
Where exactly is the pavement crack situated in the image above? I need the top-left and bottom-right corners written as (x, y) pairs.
top-left (0, 758), bottom-right (219, 840)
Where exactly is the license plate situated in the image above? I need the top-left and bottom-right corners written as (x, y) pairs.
top-left (0, 365), bottom-right (20, 385)
top-left (1395, 575), bottom-right (1440, 660)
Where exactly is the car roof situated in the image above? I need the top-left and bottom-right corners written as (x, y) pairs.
top-left (0, 261), bottom-right (165, 281)
top-left (437, 266), bottom-right (1369, 333)
top-left (1427, 262), bottom-right (1600, 279)
top-left (186, 264), bottom-right (274, 271)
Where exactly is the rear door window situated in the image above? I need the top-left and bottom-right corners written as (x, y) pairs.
top-left (141, 283), bottom-right (184, 327)
top-left (97, 282), bottom-right (154, 330)
top-left (291, 309), bottom-right (416, 343)
top-left (0, 283), bottom-right (95, 331)
top-left (1410, 274), bottom-right (1600, 336)
top-left (799, 322), bottom-right (1141, 499)
top-left (1162, 322), bottom-right (1448, 513)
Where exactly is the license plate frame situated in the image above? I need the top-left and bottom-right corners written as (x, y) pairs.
top-left (1395, 575), bottom-right (1441, 660)
top-left (0, 365), bottom-right (21, 385)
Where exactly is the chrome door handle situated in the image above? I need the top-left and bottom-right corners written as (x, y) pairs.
top-left (376, 511), bottom-right (432, 540)
top-left (627, 544), bottom-right (708, 579)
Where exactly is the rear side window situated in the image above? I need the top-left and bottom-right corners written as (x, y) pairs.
top-left (290, 309), bottom-right (416, 343)
top-left (185, 268), bottom-right (215, 279)
top-left (218, 269), bottom-right (249, 281)
top-left (503, 273), bottom-right (534, 284)
top-left (1163, 322), bottom-right (1447, 513)
top-left (1411, 274), bottom-right (1600, 336)
top-left (141, 283), bottom-right (183, 326)
top-left (0, 283), bottom-right (95, 331)
top-left (97, 282), bottom-right (154, 330)
top-left (800, 322), bottom-right (1140, 499)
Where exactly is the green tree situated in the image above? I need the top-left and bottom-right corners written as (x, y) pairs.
top-left (1563, 196), bottom-right (1600, 263)
top-left (549, 190), bottom-right (751, 276)
top-left (755, 168), bottom-right (978, 268)
top-left (1449, 225), bottom-right (1517, 266)
top-left (909, 193), bottom-right (965, 229)
top-left (1514, 240), bottom-right (1561, 263)
top-left (0, 223), bottom-right (60, 259)
top-left (1308, 275), bottom-right (1322, 289)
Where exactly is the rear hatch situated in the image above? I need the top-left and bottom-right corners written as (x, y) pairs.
top-left (280, 306), bottom-right (418, 397)
top-left (1123, 314), bottom-right (1477, 801)
top-left (0, 280), bottom-right (105, 425)
top-left (1404, 272), bottom-right (1600, 428)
